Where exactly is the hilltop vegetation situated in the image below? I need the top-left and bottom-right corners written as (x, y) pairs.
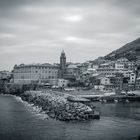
top-left (104, 37), bottom-right (140, 62)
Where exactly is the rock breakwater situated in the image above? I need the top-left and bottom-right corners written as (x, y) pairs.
top-left (21, 90), bottom-right (97, 121)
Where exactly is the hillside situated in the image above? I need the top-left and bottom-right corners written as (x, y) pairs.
top-left (104, 37), bottom-right (140, 62)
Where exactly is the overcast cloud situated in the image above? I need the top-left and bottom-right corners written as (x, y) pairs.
top-left (0, 0), bottom-right (140, 70)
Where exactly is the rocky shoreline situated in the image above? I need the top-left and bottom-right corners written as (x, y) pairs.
top-left (20, 90), bottom-right (98, 121)
top-left (0, 84), bottom-right (100, 121)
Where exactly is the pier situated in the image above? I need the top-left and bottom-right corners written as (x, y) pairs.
top-left (74, 94), bottom-right (140, 103)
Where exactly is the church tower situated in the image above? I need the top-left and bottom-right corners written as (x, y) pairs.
top-left (60, 50), bottom-right (66, 78)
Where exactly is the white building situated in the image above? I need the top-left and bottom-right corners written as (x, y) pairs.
top-left (92, 64), bottom-right (99, 69)
top-left (116, 58), bottom-right (135, 70)
top-left (100, 77), bottom-right (110, 85)
top-left (57, 79), bottom-right (69, 87)
top-left (13, 63), bottom-right (59, 85)
top-left (115, 63), bottom-right (125, 70)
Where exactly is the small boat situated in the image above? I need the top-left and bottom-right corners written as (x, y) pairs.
top-left (114, 99), bottom-right (118, 103)
top-left (126, 99), bottom-right (129, 103)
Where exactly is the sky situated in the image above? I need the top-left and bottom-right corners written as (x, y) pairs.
top-left (0, 0), bottom-right (140, 71)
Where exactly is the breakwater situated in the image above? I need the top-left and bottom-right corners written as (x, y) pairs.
top-left (0, 84), bottom-right (100, 121)
top-left (20, 90), bottom-right (99, 121)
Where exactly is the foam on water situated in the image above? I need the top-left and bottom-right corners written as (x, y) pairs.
top-left (14, 96), bottom-right (49, 120)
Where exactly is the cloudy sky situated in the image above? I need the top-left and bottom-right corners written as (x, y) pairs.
top-left (0, 0), bottom-right (140, 71)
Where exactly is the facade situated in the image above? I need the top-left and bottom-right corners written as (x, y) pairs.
top-left (95, 76), bottom-right (115, 92)
top-left (127, 62), bottom-right (135, 70)
top-left (116, 58), bottom-right (135, 70)
top-left (115, 63), bottom-right (125, 69)
top-left (91, 64), bottom-right (99, 69)
top-left (99, 62), bottom-right (114, 69)
top-left (58, 79), bottom-right (69, 87)
top-left (121, 69), bottom-right (133, 77)
top-left (100, 77), bottom-right (110, 85)
top-left (114, 73), bottom-right (124, 94)
top-left (97, 68), bottom-right (119, 77)
top-left (13, 63), bottom-right (59, 85)
top-left (94, 84), bottom-right (115, 92)
top-left (129, 73), bottom-right (136, 84)
top-left (137, 66), bottom-right (140, 77)
top-left (65, 64), bottom-right (79, 80)
top-left (77, 63), bottom-right (88, 75)
top-left (135, 78), bottom-right (140, 90)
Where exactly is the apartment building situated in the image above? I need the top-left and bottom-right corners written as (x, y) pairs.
top-left (13, 63), bottom-right (59, 85)
top-left (97, 68), bottom-right (119, 77)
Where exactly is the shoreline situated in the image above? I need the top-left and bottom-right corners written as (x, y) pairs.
top-left (14, 95), bottom-right (50, 120)
top-left (0, 93), bottom-right (50, 120)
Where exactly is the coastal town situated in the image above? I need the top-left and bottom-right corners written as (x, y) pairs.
top-left (1, 50), bottom-right (140, 96)
top-left (1, 0), bottom-right (140, 139)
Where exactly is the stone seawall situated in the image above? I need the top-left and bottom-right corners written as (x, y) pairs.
top-left (21, 90), bottom-right (95, 121)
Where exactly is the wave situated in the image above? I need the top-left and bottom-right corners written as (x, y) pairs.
top-left (14, 96), bottom-right (49, 120)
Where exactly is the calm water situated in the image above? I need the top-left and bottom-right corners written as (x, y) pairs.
top-left (0, 95), bottom-right (140, 140)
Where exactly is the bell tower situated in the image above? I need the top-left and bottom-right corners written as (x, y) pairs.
top-left (60, 50), bottom-right (66, 78)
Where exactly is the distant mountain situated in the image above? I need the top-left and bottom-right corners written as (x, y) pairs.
top-left (104, 37), bottom-right (140, 62)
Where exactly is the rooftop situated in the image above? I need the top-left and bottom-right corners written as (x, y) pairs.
top-left (15, 63), bottom-right (58, 68)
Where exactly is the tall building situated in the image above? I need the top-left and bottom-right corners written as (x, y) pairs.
top-left (59, 50), bottom-right (66, 78)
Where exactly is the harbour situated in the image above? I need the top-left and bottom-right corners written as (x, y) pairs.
top-left (0, 94), bottom-right (140, 140)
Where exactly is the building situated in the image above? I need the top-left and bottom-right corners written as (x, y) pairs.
top-left (135, 77), bottom-right (140, 90)
top-left (58, 79), bottom-right (69, 87)
top-left (129, 72), bottom-right (136, 84)
top-left (13, 63), bottom-right (59, 85)
top-left (115, 63), bottom-right (125, 70)
top-left (116, 58), bottom-right (135, 70)
top-left (114, 73), bottom-right (124, 94)
top-left (99, 62), bottom-right (114, 69)
top-left (65, 64), bottom-right (79, 80)
top-left (94, 76), bottom-right (115, 92)
top-left (77, 63), bottom-right (88, 75)
top-left (59, 50), bottom-right (66, 78)
top-left (120, 69), bottom-right (133, 78)
top-left (0, 71), bottom-right (12, 80)
top-left (136, 66), bottom-right (140, 77)
top-left (97, 68), bottom-right (119, 77)
top-left (100, 77), bottom-right (110, 85)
